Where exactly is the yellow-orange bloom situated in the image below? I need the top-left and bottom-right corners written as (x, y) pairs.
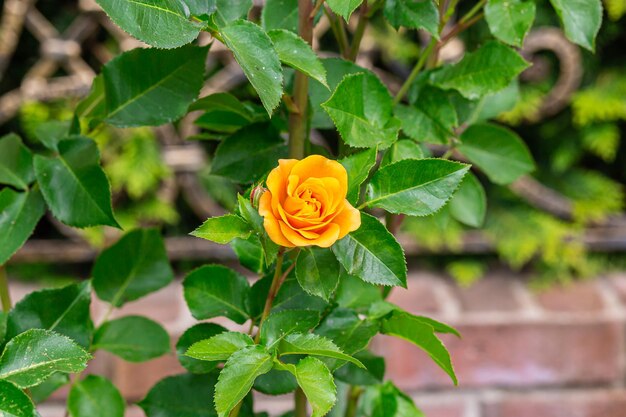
top-left (258, 155), bottom-right (361, 248)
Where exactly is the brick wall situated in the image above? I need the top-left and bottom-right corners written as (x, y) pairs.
top-left (11, 269), bottom-right (626, 417)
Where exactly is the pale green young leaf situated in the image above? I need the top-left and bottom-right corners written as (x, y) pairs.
top-left (549, 0), bottom-right (603, 51)
top-left (176, 323), bottom-right (227, 374)
top-left (260, 310), bottom-right (321, 347)
top-left (0, 329), bottom-right (91, 388)
top-left (365, 159), bottom-right (470, 216)
top-left (190, 214), bottom-right (252, 244)
top-left (34, 138), bottom-right (119, 228)
top-left (183, 265), bottom-right (250, 324)
top-left (0, 380), bottom-right (36, 417)
top-left (92, 228), bottom-right (173, 307)
top-left (430, 41), bottom-right (529, 99)
top-left (68, 375), bottom-right (125, 417)
top-left (327, 0), bottom-right (364, 21)
top-left (294, 357), bottom-right (337, 417)
top-left (214, 346), bottom-right (273, 417)
top-left (332, 213), bottom-right (407, 287)
top-left (0, 188), bottom-right (45, 265)
top-left (295, 248), bottom-right (341, 301)
top-left (186, 332), bottom-right (254, 362)
top-left (279, 333), bottom-right (365, 368)
top-left (268, 29), bottom-right (328, 87)
top-left (138, 373), bottom-right (219, 417)
top-left (219, 20), bottom-right (283, 115)
top-left (485, 0), bottom-right (536, 47)
top-left (449, 172), bottom-right (486, 228)
top-left (339, 148), bottom-right (377, 205)
top-left (380, 140), bottom-right (424, 168)
top-left (384, 0), bottom-right (439, 37)
top-left (95, 0), bottom-right (201, 48)
top-left (322, 73), bottom-right (401, 149)
top-left (457, 123), bottom-right (534, 185)
top-left (0, 134), bottom-right (34, 190)
top-left (93, 316), bottom-right (170, 362)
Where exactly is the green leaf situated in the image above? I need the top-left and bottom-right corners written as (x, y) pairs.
top-left (327, 0), bottom-right (363, 21)
top-left (381, 311), bottom-right (457, 384)
top-left (0, 134), bottom-right (34, 190)
top-left (176, 323), bottom-right (227, 374)
top-left (34, 137), bottom-right (119, 228)
top-left (92, 316), bottom-right (170, 362)
top-left (68, 375), bottom-right (124, 417)
top-left (190, 214), bottom-right (252, 244)
top-left (268, 29), bottom-right (328, 87)
top-left (294, 357), bottom-right (336, 417)
top-left (295, 248), bottom-right (341, 301)
top-left (449, 172), bottom-right (486, 228)
top-left (214, 345), bottom-right (273, 417)
top-left (0, 329), bottom-right (90, 388)
top-left (0, 188), bottom-right (45, 266)
top-left (365, 159), bottom-right (470, 216)
top-left (32, 121), bottom-right (70, 151)
top-left (183, 0), bottom-right (216, 16)
top-left (248, 275), bottom-right (328, 319)
top-left (322, 73), bottom-right (400, 149)
top-left (6, 281), bottom-right (93, 349)
top-left (75, 75), bottom-right (106, 129)
top-left (190, 93), bottom-right (253, 118)
top-left (457, 122), bottom-right (534, 185)
top-left (380, 140), bottom-right (425, 167)
top-left (485, 0), bottom-right (536, 47)
top-left (395, 86), bottom-right (458, 144)
top-left (254, 366), bottom-right (298, 395)
top-left (183, 264), bottom-right (250, 324)
top-left (370, 381), bottom-right (425, 417)
top-left (316, 308), bottom-right (379, 357)
top-left (139, 373), bottom-right (219, 417)
top-left (102, 45), bottom-right (208, 127)
top-left (279, 333), bottom-right (365, 368)
top-left (186, 332), bottom-right (254, 362)
top-left (334, 350), bottom-right (385, 386)
top-left (0, 379), bottom-right (36, 417)
top-left (219, 20), bottom-right (283, 115)
top-left (212, 0), bottom-right (253, 25)
top-left (260, 310), bottom-right (321, 347)
top-left (332, 212), bottom-right (407, 287)
top-left (368, 302), bottom-right (460, 337)
top-left (261, 0), bottom-right (298, 32)
top-left (384, 0), bottom-right (439, 37)
top-left (549, 0), bottom-right (602, 51)
top-left (430, 41), bottom-right (529, 99)
top-left (92, 228), bottom-right (174, 307)
top-left (237, 195), bottom-right (280, 266)
top-left (231, 236), bottom-right (265, 274)
top-left (95, 0), bottom-right (201, 48)
top-left (212, 123), bottom-right (287, 183)
top-left (30, 372), bottom-right (69, 403)
top-left (339, 148), bottom-right (377, 205)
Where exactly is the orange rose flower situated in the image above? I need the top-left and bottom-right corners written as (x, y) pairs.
top-left (258, 155), bottom-right (361, 248)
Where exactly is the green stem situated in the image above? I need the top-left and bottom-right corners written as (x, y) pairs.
top-left (255, 250), bottom-right (285, 343)
top-left (393, 39), bottom-right (437, 105)
top-left (295, 387), bottom-right (307, 417)
top-left (0, 266), bottom-right (12, 313)
top-left (344, 386), bottom-right (363, 417)
top-left (310, 0), bottom-right (325, 18)
top-left (460, 0), bottom-right (486, 24)
top-left (347, 2), bottom-right (369, 61)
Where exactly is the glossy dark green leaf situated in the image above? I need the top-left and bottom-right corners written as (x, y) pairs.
top-left (316, 308), bottom-right (379, 357)
top-left (380, 140), bottom-right (424, 167)
top-left (295, 248), bottom-right (341, 301)
top-left (381, 311), bottom-right (457, 384)
top-left (214, 345), bottom-right (273, 417)
top-left (195, 111), bottom-right (251, 134)
top-left (368, 301), bottom-right (460, 337)
top-left (0, 134), bottom-right (34, 190)
top-left (190, 93), bottom-right (253, 117)
top-left (254, 367), bottom-right (298, 395)
top-left (248, 275), bottom-right (328, 320)
top-left (449, 172), bottom-right (486, 228)
top-left (332, 213), bottom-right (407, 287)
top-left (269, 30), bottom-right (327, 87)
top-left (34, 137), bottom-right (119, 228)
top-left (176, 323), bottom-right (227, 374)
top-left (138, 373), bottom-right (219, 417)
top-left (260, 310), bottom-right (321, 346)
top-left (0, 379), bottom-right (36, 417)
top-left (335, 271), bottom-right (383, 311)
top-left (95, 0), bottom-right (201, 48)
top-left (458, 123), bottom-right (534, 185)
top-left (183, 0), bottom-right (216, 16)
top-left (395, 86), bottom-right (458, 144)
top-left (93, 316), bottom-right (169, 362)
top-left (213, 0), bottom-right (253, 25)
top-left (30, 372), bottom-right (69, 403)
top-left (339, 148), bottom-right (377, 205)
top-left (92, 228), bottom-right (173, 307)
top-left (365, 159), bottom-right (470, 216)
top-left (549, 0), bottom-right (602, 51)
top-left (0, 329), bottom-right (90, 388)
top-left (322, 73), bottom-right (400, 149)
top-left (334, 350), bottom-right (384, 386)
top-left (212, 123), bottom-right (287, 183)
top-left (384, 0), bottom-right (439, 37)
top-left (186, 332), bottom-right (254, 362)
top-left (32, 121), bottom-right (70, 151)
top-left (370, 381), bottom-right (425, 417)
top-left (279, 333), bottom-right (365, 368)
top-left (6, 281), bottom-right (93, 349)
top-left (231, 236), bottom-right (265, 274)
top-left (261, 0), bottom-right (298, 32)
top-left (0, 188), bottom-right (45, 266)
top-left (68, 375), bottom-right (124, 417)
top-left (327, 0), bottom-right (364, 21)
top-left (485, 0), bottom-right (536, 47)
top-left (191, 214), bottom-right (252, 244)
top-left (219, 20), bottom-right (283, 115)
top-left (102, 45), bottom-right (208, 127)
top-left (183, 264), bottom-right (250, 324)
top-left (430, 41), bottom-right (529, 99)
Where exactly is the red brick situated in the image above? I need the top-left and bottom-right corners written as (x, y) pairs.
top-left (536, 281), bottom-right (605, 312)
top-left (415, 398), bottom-right (468, 417)
top-left (453, 274), bottom-right (521, 312)
top-left (606, 272), bottom-right (626, 306)
top-left (378, 319), bottom-right (623, 390)
top-left (388, 272), bottom-right (445, 314)
top-left (483, 390), bottom-right (626, 417)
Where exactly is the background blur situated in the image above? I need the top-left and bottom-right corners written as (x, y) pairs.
top-left (1, 0), bottom-right (626, 416)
